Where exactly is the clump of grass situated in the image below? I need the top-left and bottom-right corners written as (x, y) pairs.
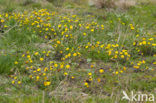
top-left (95, 0), bottom-right (114, 8)
top-left (22, 0), bottom-right (35, 6)
top-left (0, 55), bottom-right (15, 74)
top-left (2, 0), bottom-right (16, 13)
top-left (46, 0), bottom-right (65, 7)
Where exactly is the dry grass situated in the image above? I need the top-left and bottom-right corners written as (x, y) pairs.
top-left (89, 0), bottom-right (137, 9)
top-left (115, 0), bottom-right (136, 9)
top-left (49, 80), bottom-right (89, 102)
top-left (91, 0), bottom-right (156, 9)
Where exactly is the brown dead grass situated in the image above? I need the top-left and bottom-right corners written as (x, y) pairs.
top-left (115, 0), bottom-right (136, 9)
top-left (49, 80), bottom-right (89, 102)
top-left (92, 0), bottom-right (156, 9)
top-left (92, 0), bottom-right (137, 9)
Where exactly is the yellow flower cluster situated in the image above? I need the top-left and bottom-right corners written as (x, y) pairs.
top-left (2, 9), bottom-right (154, 89)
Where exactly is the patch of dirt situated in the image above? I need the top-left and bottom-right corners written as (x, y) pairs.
top-left (35, 43), bottom-right (54, 50)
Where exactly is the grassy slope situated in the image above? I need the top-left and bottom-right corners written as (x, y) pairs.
top-left (0, 0), bottom-right (156, 103)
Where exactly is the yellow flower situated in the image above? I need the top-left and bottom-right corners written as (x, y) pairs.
top-left (83, 33), bottom-right (87, 36)
top-left (18, 81), bottom-right (21, 85)
top-left (14, 77), bottom-right (17, 79)
top-left (71, 76), bottom-right (75, 79)
top-left (50, 66), bottom-right (53, 70)
top-left (45, 36), bottom-right (48, 39)
top-left (148, 42), bottom-right (150, 45)
top-left (54, 64), bottom-right (58, 67)
top-left (45, 28), bottom-right (49, 31)
top-left (42, 51), bottom-right (46, 53)
top-left (30, 59), bottom-right (33, 63)
top-left (1, 19), bottom-right (4, 23)
top-left (89, 78), bottom-right (93, 81)
top-left (136, 34), bottom-right (139, 37)
top-left (58, 24), bottom-right (61, 28)
top-left (91, 29), bottom-right (94, 32)
top-left (4, 25), bottom-right (8, 28)
top-left (29, 75), bottom-right (33, 78)
top-left (70, 25), bottom-right (73, 29)
top-left (44, 67), bottom-right (48, 72)
top-left (115, 71), bottom-right (119, 75)
top-left (34, 52), bottom-right (39, 55)
top-left (133, 66), bottom-right (139, 69)
top-left (142, 38), bottom-right (146, 40)
top-left (66, 48), bottom-right (69, 51)
top-left (100, 44), bottom-right (104, 48)
top-left (121, 55), bottom-right (124, 58)
top-left (37, 68), bottom-right (41, 72)
top-left (142, 41), bottom-right (146, 45)
top-left (88, 72), bottom-right (92, 76)
top-left (123, 67), bottom-right (126, 70)
top-left (137, 63), bottom-right (141, 66)
top-left (36, 76), bottom-right (39, 81)
top-left (66, 65), bottom-right (70, 69)
top-left (60, 51), bottom-right (63, 54)
top-left (149, 38), bottom-right (154, 41)
top-left (142, 60), bottom-right (146, 64)
top-left (65, 34), bottom-right (68, 37)
top-left (48, 51), bottom-right (51, 53)
top-left (97, 78), bottom-right (101, 82)
top-left (101, 25), bottom-right (104, 28)
top-left (56, 41), bottom-right (61, 44)
top-left (97, 41), bottom-right (100, 44)
top-left (43, 73), bottom-right (46, 76)
top-left (68, 53), bottom-right (71, 57)
top-left (85, 46), bottom-right (88, 48)
top-left (44, 81), bottom-right (51, 86)
top-left (108, 50), bottom-right (111, 56)
top-left (131, 26), bottom-right (134, 30)
top-left (22, 54), bottom-right (25, 57)
top-left (124, 52), bottom-right (128, 55)
top-left (130, 24), bottom-right (134, 30)
top-left (90, 64), bottom-right (94, 68)
top-left (27, 55), bottom-right (31, 58)
top-left (99, 69), bottom-right (104, 73)
top-left (86, 26), bottom-right (89, 29)
top-left (60, 64), bottom-right (64, 68)
top-left (115, 44), bottom-right (119, 47)
top-left (14, 61), bottom-right (18, 65)
top-left (114, 55), bottom-right (118, 58)
top-left (122, 23), bottom-right (125, 25)
top-left (152, 43), bottom-right (156, 46)
top-left (46, 53), bottom-right (49, 56)
top-left (133, 42), bottom-right (136, 45)
top-left (64, 72), bottom-right (68, 76)
top-left (51, 28), bottom-right (55, 32)
top-left (120, 52), bottom-right (123, 55)
top-left (73, 53), bottom-right (77, 57)
top-left (120, 70), bottom-right (123, 73)
top-left (40, 58), bottom-right (44, 61)
top-left (12, 80), bottom-right (15, 84)
top-left (115, 51), bottom-right (118, 54)
top-left (84, 82), bottom-right (89, 87)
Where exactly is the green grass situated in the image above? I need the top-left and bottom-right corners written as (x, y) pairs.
top-left (0, 55), bottom-right (15, 74)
